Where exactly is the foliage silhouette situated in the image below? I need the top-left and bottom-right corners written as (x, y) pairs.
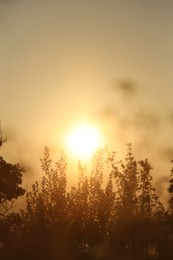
top-left (1, 145), bottom-right (173, 259)
top-left (0, 156), bottom-right (25, 258)
top-left (0, 157), bottom-right (25, 209)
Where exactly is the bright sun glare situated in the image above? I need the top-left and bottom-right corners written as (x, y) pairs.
top-left (66, 122), bottom-right (103, 159)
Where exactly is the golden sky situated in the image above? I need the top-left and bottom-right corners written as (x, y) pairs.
top-left (0, 1), bottom-right (173, 195)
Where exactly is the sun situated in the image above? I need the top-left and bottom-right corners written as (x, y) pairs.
top-left (65, 122), bottom-right (103, 159)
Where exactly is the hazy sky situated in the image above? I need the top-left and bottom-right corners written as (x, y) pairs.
top-left (0, 1), bottom-right (173, 194)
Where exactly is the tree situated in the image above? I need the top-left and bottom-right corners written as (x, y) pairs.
top-left (0, 156), bottom-right (25, 259)
top-left (107, 145), bottom-right (165, 259)
top-left (138, 159), bottom-right (164, 217)
top-left (0, 156), bottom-right (25, 217)
top-left (108, 144), bottom-right (139, 217)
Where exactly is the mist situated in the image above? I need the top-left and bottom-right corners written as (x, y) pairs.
top-left (0, 0), bottom-right (173, 202)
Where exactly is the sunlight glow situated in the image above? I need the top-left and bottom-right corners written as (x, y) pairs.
top-left (66, 122), bottom-right (102, 159)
